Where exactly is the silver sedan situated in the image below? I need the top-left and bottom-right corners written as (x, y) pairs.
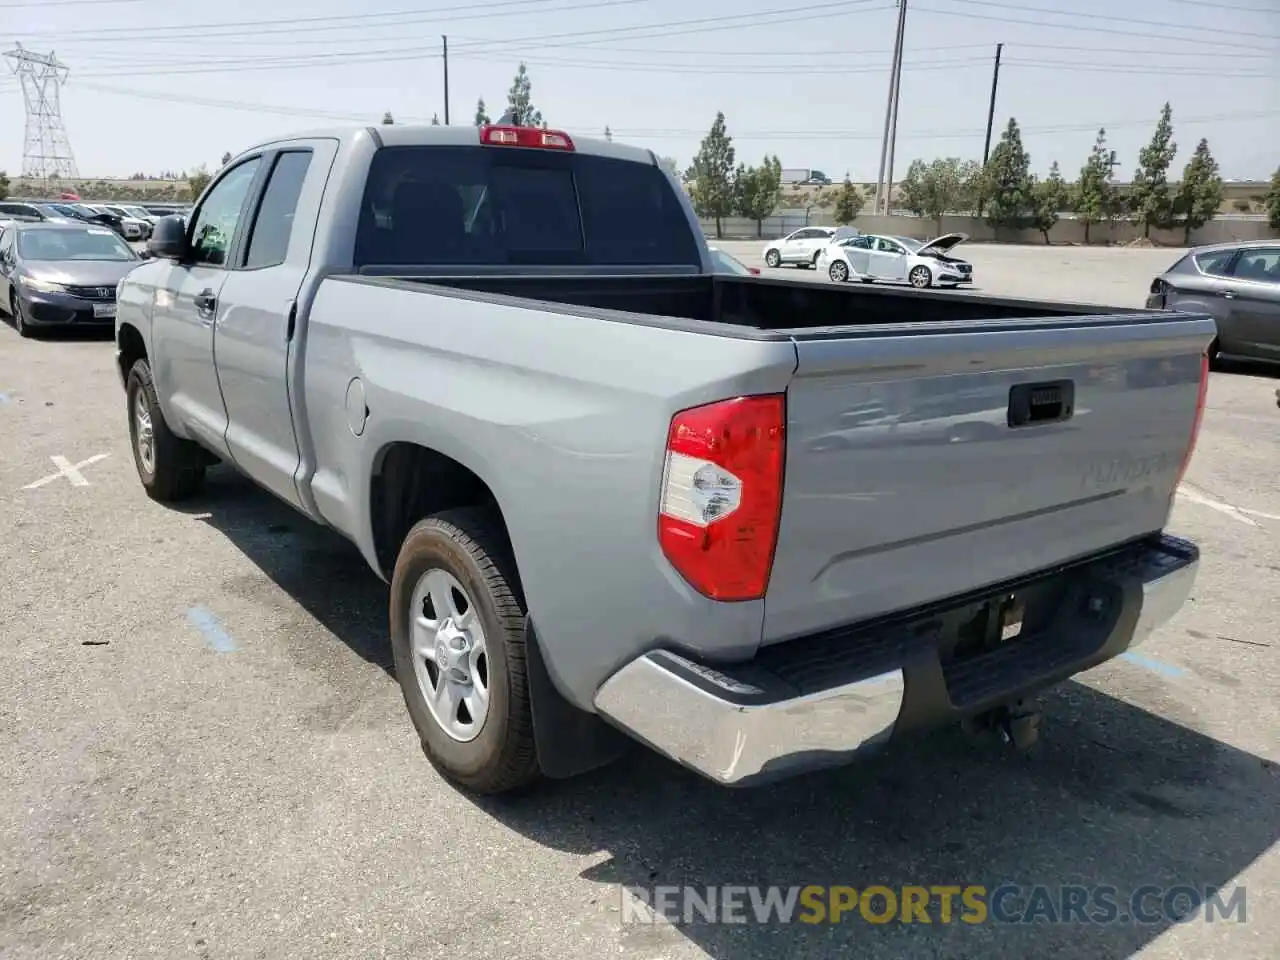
top-left (1147, 240), bottom-right (1280, 368)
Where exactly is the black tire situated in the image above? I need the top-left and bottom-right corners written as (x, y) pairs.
top-left (125, 358), bottom-right (207, 501)
top-left (764, 249), bottom-right (781, 268)
top-left (1207, 338), bottom-right (1222, 371)
top-left (11, 293), bottom-right (34, 339)
top-left (828, 260), bottom-right (849, 283)
top-left (909, 265), bottom-right (933, 288)
top-left (810, 251), bottom-right (822, 268)
top-left (390, 508), bottom-right (539, 795)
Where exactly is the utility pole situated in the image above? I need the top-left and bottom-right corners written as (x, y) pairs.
top-left (442, 35), bottom-right (450, 124)
top-left (881, 0), bottom-right (909, 215)
top-left (873, 0), bottom-right (908, 216)
top-left (981, 43), bottom-right (1003, 165)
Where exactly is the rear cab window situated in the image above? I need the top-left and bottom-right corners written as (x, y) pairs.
top-left (353, 145), bottom-right (701, 270)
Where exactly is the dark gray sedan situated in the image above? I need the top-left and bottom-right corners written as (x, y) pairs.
top-left (1147, 240), bottom-right (1280, 367)
top-left (0, 222), bottom-right (146, 338)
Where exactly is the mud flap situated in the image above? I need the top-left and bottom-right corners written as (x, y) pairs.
top-left (525, 619), bottom-right (630, 779)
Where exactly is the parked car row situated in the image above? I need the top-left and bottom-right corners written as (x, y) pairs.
top-left (0, 200), bottom-right (192, 243)
top-left (0, 219), bottom-right (152, 337)
top-left (761, 226), bottom-right (975, 289)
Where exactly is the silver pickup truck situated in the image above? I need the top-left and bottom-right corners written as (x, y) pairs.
top-left (115, 124), bottom-right (1212, 794)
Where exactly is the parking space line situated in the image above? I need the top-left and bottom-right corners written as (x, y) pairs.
top-left (1176, 483), bottom-right (1262, 527)
top-left (186, 606), bottom-right (237, 653)
top-left (22, 453), bottom-right (111, 490)
top-left (1119, 651), bottom-right (1187, 679)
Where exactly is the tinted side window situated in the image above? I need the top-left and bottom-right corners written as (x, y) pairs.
top-left (244, 151), bottom-right (313, 268)
top-left (1195, 250), bottom-right (1235, 277)
top-left (1229, 248), bottom-right (1280, 282)
top-left (353, 146), bottom-right (699, 269)
top-left (190, 158), bottom-right (262, 266)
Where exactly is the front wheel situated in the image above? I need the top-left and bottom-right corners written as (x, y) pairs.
top-left (1207, 338), bottom-right (1222, 370)
top-left (764, 249), bottom-right (781, 268)
top-left (126, 358), bottom-right (207, 501)
top-left (909, 265), bottom-right (933, 288)
top-left (828, 260), bottom-right (849, 283)
top-left (11, 293), bottom-right (33, 338)
top-left (390, 508), bottom-right (539, 795)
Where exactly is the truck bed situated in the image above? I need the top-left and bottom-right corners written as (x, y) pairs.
top-left (355, 271), bottom-right (1107, 334)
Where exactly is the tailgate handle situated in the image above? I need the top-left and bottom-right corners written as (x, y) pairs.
top-left (1008, 380), bottom-right (1074, 427)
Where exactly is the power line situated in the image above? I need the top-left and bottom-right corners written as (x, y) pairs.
top-left (11, 0), bottom-right (659, 40)
top-left (55, 1), bottom-right (896, 77)
top-left (913, 4), bottom-right (1279, 50)
top-left (57, 44), bottom-right (1273, 80)
top-left (61, 82), bottom-right (1279, 142)
top-left (0, 0), bottom-right (145, 6)
top-left (942, 0), bottom-right (1280, 40)
top-left (1148, 0), bottom-right (1280, 12)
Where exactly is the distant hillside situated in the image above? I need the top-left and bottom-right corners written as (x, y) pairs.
top-left (9, 177), bottom-right (194, 202)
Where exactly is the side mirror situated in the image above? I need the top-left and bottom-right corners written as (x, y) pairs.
top-left (147, 215), bottom-right (188, 261)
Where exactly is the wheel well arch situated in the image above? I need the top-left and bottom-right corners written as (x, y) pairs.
top-left (368, 441), bottom-right (515, 581)
top-left (117, 322), bottom-right (148, 381)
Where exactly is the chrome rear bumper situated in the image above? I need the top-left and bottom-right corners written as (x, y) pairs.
top-left (595, 651), bottom-right (903, 787)
top-left (594, 535), bottom-right (1197, 787)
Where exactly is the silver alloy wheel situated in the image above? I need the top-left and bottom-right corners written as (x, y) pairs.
top-left (909, 265), bottom-right (932, 288)
top-left (133, 389), bottom-right (155, 475)
top-left (829, 260), bottom-right (849, 282)
top-left (410, 567), bottom-right (490, 742)
top-left (764, 249), bottom-right (781, 268)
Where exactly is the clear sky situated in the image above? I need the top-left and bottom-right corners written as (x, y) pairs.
top-left (1, 0), bottom-right (1277, 182)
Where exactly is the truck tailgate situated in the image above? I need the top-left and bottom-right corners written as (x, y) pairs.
top-left (763, 312), bottom-right (1214, 643)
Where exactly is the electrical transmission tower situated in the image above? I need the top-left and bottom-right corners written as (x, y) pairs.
top-left (4, 43), bottom-right (80, 188)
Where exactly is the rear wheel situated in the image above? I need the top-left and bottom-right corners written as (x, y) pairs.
top-left (909, 265), bottom-right (933, 288)
top-left (126, 358), bottom-right (207, 501)
top-left (828, 260), bottom-right (849, 283)
top-left (764, 249), bottom-right (781, 268)
top-left (390, 508), bottom-right (539, 795)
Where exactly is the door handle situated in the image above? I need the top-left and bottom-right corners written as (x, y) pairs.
top-left (1220, 291), bottom-right (1235, 299)
top-left (194, 289), bottom-right (217, 317)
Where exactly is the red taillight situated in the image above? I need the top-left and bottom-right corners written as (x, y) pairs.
top-left (479, 125), bottom-right (575, 151)
top-left (748, 266), bottom-right (761, 275)
top-left (657, 395), bottom-right (785, 602)
top-left (1173, 351), bottom-right (1210, 493)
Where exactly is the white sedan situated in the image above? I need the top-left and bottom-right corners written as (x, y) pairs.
top-left (762, 225), bottom-right (864, 270)
top-left (818, 233), bottom-right (974, 288)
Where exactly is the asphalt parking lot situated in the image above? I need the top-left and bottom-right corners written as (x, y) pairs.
top-left (2, 246), bottom-right (1278, 960)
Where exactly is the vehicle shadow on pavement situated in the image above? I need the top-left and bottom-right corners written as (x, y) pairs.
top-left (173, 466), bottom-right (394, 675)
top-left (469, 681), bottom-right (1279, 958)
top-left (176, 469), bottom-right (1279, 959)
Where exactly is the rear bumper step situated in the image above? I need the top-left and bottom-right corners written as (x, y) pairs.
top-left (594, 534), bottom-right (1198, 786)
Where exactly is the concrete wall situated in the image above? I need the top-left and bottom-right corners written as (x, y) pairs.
top-left (700, 213), bottom-right (1279, 248)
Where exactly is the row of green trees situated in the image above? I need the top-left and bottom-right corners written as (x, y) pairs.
top-left (684, 112), bottom-right (868, 237)
top-left (901, 105), bottom-right (1237, 243)
top-left (675, 106), bottom-right (1280, 243)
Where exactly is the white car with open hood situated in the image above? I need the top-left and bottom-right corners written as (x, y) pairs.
top-left (818, 232), bottom-right (973, 288)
